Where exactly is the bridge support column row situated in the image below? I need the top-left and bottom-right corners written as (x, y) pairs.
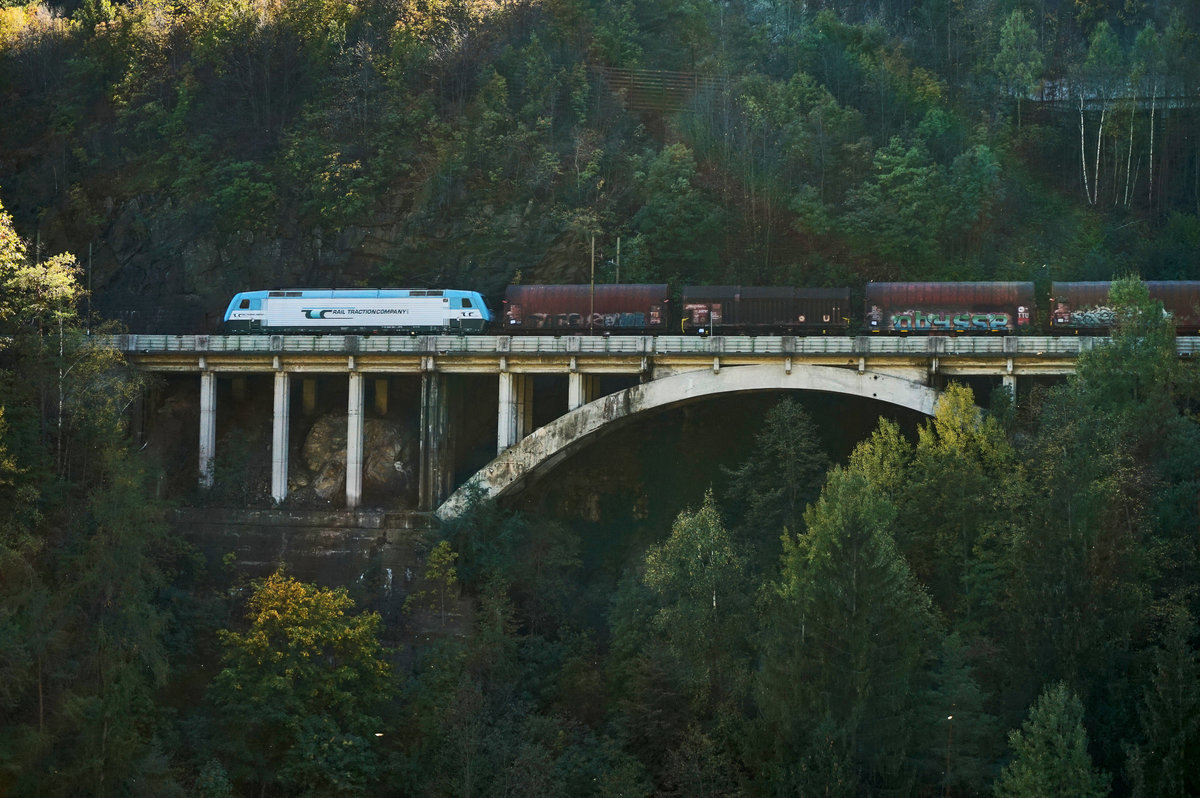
top-left (199, 370), bottom-right (377, 509)
top-left (497, 372), bottom-right (533, 453)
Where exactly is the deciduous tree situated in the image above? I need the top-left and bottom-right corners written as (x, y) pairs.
top-left (994, 10), bottom-right (1042, 130)
top-left (207, 571), bottom-right (393, 795)
top-left (643, 490), bottom-right (751, 707)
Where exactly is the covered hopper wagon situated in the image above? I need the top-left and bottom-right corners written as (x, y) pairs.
top-left (865, 282), bottom-right (1035, 333)
top-left (502, 284), bottom-right (670, 333)
top-left (1050, 281), bottom-right (1200, 334)
top-left (680, 286), bottom-right (850, 335)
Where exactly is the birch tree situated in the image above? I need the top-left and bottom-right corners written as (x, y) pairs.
top-left (1129, 23), bottom-right (1163, 207)
top-left (1077, 23), bottom-right (1124, 205)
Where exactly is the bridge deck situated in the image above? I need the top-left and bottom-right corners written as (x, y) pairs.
top-left (103, 334), bottom-right (1200, 378)
top-left (109, 333), bottom-right (1123, 356)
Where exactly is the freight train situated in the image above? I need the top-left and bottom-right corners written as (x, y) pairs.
top-left (221, 281), bottom-right (1200, 336)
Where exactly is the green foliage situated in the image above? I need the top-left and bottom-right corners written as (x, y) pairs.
top-left (994, 682), bottom-right (1110, 797)
top-left (926, 633), bottom-right (1004, 794)
top-left (209, 160), bottom-right (278, 233)
top-left (994, 10), bottom-right (1043, 128)
top-left (1125, 608), bottom-right (1200, 798)
top-left (844, 136), bottom-right (948, 272)
top-left (899, 383), bottom-right (1018, 627)
top-left (626, 143), bottom-right (725, 285)
top-left (4, 1), bottom-right (1200, 793)
top-left (404, 538), bottom-right (459, 626)
top-left (642, 490), bottom-right (751, 706)
top-left (998, 277), bottom-right (1199, 776)
top-left (207, 570), bottom-right (393, 795)
top-left (0, 199), bottom-right (82, 330)
top-left (722, 396), bottom-right (830, 566)
top-left (755, 466), bottom-right (941, 793)
top-left (0, 192), bottom-right (181, 796)
top-left (195, 758), bottom-right (234, 798)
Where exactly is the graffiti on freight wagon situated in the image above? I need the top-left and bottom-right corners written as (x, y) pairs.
top-left (1051, 303), bottom-right (1117, 328)
top-left (885, 309), bottom-right (1025, 331)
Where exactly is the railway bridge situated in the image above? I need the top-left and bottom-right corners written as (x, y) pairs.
top-left (108, 334), bottom-right (1199, 518)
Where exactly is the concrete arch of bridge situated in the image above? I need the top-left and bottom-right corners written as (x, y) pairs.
top-left (436, 364), bottom-right (941, 520)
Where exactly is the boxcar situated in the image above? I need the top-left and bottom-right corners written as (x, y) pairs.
top-left (681, 286), bottom-right (850, 334)
top-left (865, 282), bottom-right (1035, 333)
top-left (502, 284), bottom-right (669, 332)
top-left (1050, 281), bottom-right (1200, 334)
top-left (223, 288), bottom-right (492, 333)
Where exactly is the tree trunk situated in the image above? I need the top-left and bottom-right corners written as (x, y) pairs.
top-left (1092, 106), bottom-right (1106, 206)
top-left (1124, 104), bottom-right (1135, 206)
top-left (1148, 83), bottom-right (1157, 208)
top-left (1079, 97), bottom-right (1092, 204)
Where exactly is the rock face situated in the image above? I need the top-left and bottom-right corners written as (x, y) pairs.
top-left (300, 414), bottom-right (418, 505)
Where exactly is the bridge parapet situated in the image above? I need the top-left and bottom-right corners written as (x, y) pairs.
top-left (105, 333), bottom-right (1142, 359)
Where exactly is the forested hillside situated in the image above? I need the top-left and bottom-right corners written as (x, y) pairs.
top-left (3, 1), bottom-right (1200, 796)
top-left (2, 0), bottom-right (1199, 324)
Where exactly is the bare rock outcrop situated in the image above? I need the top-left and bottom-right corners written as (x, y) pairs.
top-left (299, 415), bottom-right (418, 504)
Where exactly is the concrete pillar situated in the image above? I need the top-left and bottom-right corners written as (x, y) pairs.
top-left (374, 377), bottom-right (389, 415)
top-left (516, 374), bottom-right (533, 441)
top-left (419, 372), bottom-right (452, 510)
top-left (497, 371), bottom-right (515, 452)
top-left (1002, 374), bottom-right (1017, 397)
top-left (271, 371), bottom-right (290, 503)
top-left (498, 372), bottom-right (534, 453)
top-left (568, 372), bottom-right (597, 411)
top-left (198, 371), bottom-right (216, 488)
top-left (346, 371), bottom-right (364, 509)
top-left (302, 378), bottom-right (317, 414)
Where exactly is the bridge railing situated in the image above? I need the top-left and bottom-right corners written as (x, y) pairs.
top-left (99, 333), bottom-right (1200, 358)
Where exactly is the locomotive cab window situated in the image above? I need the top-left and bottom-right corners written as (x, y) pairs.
top-left (462, 298), bottom-right (474, 308)
top-left (239, 299), bottom-right (250, 309)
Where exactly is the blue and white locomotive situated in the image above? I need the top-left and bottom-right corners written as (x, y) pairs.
top-left (223, 288), bottom-right (492, 334)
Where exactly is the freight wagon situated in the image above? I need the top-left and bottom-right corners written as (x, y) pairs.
top-left (222, 288), bottom-right (492, 333)
top-left (502, 284), bottom-right (670, 332)
top-left (680, 286), bottom-right (850, 335)
top-left (1050, 281), bottom-right (1200, 334)
top-left (865, 282), bottom-right (1035, 333)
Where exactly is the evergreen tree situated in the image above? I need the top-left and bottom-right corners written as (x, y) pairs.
top-left (722, 396), bottom-right (830, 568)
top-left (898, 383), bottom-right (1019, 629)
top-left (755, 466), bottom-right (940, 794)
top-left (994, 682), bottom-right (1109, 798)
top-left (1125, 608), bottom-right (1200, 798)
top-left (1003, 277), bottom-right (1197, 755)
